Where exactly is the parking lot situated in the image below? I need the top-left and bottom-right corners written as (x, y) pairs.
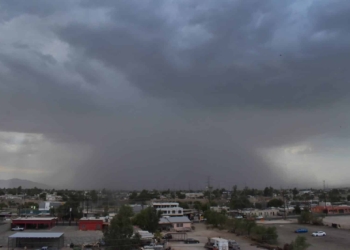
top-left (0, 221), bottom-right (103, 248)
top-left (267, 222), bottom-right (350, 250)
top-left (168, 223), bottom-right (259, 250)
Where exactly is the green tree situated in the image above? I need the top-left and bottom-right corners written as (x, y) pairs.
top-left (294, 205), bottom-right (301, 215)
top-left (267, 199), bottom-right (284, 207)
top-left (0, 202), bottom-right (8, 209)
top-left (132, 207), bottom-right (161, 233)
top-left (39, 193), bottom-right (47, 201)
top-left (298, 211), bottom-right (313, 224)
top-left (23, 202), bottom-right (39, 209)
top-left (292, 188), bottom-right (299, 198)
top-left (129, 191), bottom-right (138, 200)
top-left (17, 186), bottom-right (22, 194)
top-left (176, 191), bottom-right (186, 199)
top-left (290, 236), bottom-right (310, 250)
top-left (178, 202), bottom-right (189, 209)
top-left (263, 187), bottom-right (274, 197)
top-left (265, 226), bottom-right (278, 244)
top-left (203, 210), bottom-right (226, 228)
top-left (90, 190), bottom-right (98, 203)
top-left (104, 205), bottom-right (140, 250)
top-left (230, 195), bottom-right (252, 209)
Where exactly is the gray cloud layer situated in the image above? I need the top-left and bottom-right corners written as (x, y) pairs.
top-left (0, 0), bottom-right (349, 189)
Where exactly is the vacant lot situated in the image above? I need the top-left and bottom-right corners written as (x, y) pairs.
top-left (168, 222), bottom-right (260, 250)
top-left (266, 222), bottom-right (350, 250)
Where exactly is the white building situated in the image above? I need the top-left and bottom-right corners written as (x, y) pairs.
top-left (46, 194), bottom-right (63, 201)
top-left (151, 202), bottom-right (184, 217)
top-left (210, 206), bottom-right (230, 213)
top-left (185, 193), bottom-right (204, 199)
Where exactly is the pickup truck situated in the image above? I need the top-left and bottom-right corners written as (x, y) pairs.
top-left (12, 226), bottom-right (24, 231)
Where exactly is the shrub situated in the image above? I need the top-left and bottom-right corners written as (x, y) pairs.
top-left (290, 236), bottom-right (310, 250)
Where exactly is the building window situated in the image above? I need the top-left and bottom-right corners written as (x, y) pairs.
top-left (172, 210), bottom-right (175, 214)
top-left (176, 223), bottom-right (183, 227)
top-left (178, 210), bottom-right (182, 214)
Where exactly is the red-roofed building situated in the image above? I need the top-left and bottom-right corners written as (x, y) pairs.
top-left (12, 217), bottom-right (57, 229)
top-left (311, 206), bottom-right (350, 214)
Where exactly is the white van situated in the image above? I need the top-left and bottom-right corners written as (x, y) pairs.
top-left (210, 238), bottom-right (229, 250)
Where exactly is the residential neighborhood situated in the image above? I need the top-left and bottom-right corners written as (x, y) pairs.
top-left (2, 185), bottom-right (350, 249)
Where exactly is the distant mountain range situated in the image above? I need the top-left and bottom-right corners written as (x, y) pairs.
top-left (0, 178), bottom-right (51, 189)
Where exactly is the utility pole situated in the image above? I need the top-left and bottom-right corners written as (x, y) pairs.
top-left (324, 180), bottom-right (327, 210)
top-left (207, 176), bottom-right (212, 204)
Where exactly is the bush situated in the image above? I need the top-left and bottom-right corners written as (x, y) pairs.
top-left (204, 210), bottom-right (227, 228)
top-left (290, 236), bottom-right (310, 250)
top-left (311, 216), bottom-right (323, 225)
top-left (250, 225), bottom-right (277, 244)
top-left (265, 226), bottom-right (278, 244)
top-left (298, 211), bottom-right (323, 225)
top-left (298, 211), bottom-right (313, 224)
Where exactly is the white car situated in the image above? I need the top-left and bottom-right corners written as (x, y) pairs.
top-left (312, 231), bottom-right (326, 237)
top-left (235, 215), bottom-right (243, 219)
top-left (11, 226), bottom-right (24, 231)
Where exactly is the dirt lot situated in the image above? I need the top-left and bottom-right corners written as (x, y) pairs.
top-left (169, 221), bottom-right (350, 250)
top-left (168, 223), bottom-right (260, 250)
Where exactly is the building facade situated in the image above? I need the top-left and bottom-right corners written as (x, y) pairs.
top-left (79, 217), bottom-right (105, 231)
top-left (152, 202), bottom-right (184, 217)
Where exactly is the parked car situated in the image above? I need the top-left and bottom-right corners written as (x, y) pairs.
top-left (184, 238), bottom-right (200, 244)
top-left (235, 216), bottom-right (243, 219)
top-left (11, 226), bottom-right (24, 231)
top-left (295, 228), bottom-right (308, 233)
top-left (255, 215), bottom-right (264, 220)
top-left (312, 231), bottom-right (326, 237)
top-left (228, 240), bottom-right (240, 250)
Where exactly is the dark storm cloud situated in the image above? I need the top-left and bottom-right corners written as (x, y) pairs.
top-left (0, 0), bottom-right (349, 189)
top-left (57, 0), bottom-right (350, 109)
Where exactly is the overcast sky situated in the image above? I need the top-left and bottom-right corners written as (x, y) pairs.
top-left (0, 0), bottom-right (350, 190)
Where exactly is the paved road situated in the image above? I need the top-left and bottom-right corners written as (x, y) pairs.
top-left (273, 223), bottom-right (350, 250)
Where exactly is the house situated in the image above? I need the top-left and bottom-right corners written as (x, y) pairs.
top-left (159, 216), bottom-right (191, 231)
top-left (152, 202), bottom-right (184, 217)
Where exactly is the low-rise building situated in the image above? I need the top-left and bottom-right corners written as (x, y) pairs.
top-left (185, 193), bottom-right (204, 199)
top-left (12, 217), bottom-right (57, 229)
top-left (210, 206), bottom-right (230, 213)
top-left (152, 202), bottom-right (184, 217)
top-left (312, 205), bottom-right (350, 214)
top-left (241, 208), bottom-right (279, 218)
top-left (78, 217), bottom-right (107, 231)
top-left (39, 201), bottom-right (63, 211)
top-left (159, 216), bottom-right (191, 231)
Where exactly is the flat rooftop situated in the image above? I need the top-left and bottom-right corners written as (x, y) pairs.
top-left (9, 232), bottom-right (64, 238)
top-left (13, 217), bottom-right (57, 221)
top-left (79, 217), bottom-right (105, 221)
